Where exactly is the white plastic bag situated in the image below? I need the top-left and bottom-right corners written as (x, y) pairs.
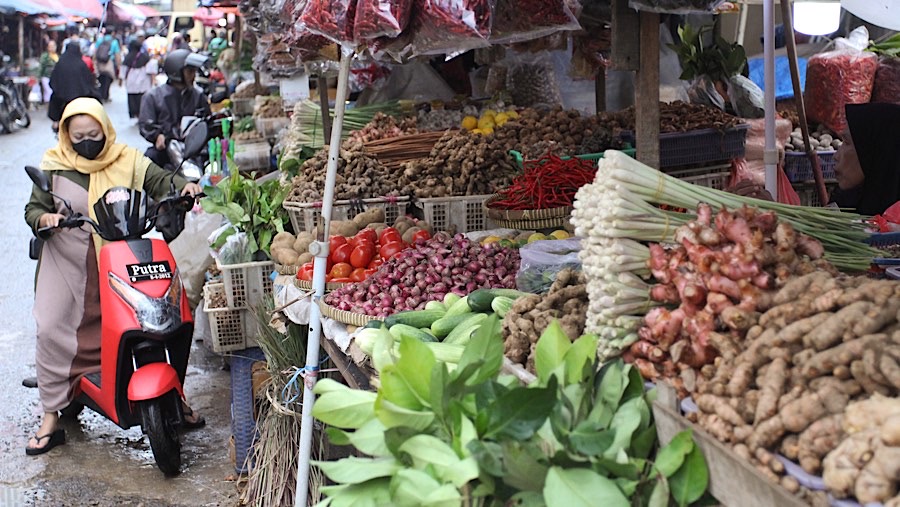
top-left (169, 211), bottom-right (224, 307)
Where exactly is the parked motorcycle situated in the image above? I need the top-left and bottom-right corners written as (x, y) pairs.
top-left (25, 123), bottom-right (209, 475)
top-left (0, 54), bottom-right (31, 134)
top-left (166, 105), bottom-right (231, 182)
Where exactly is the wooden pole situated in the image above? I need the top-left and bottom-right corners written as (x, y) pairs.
top-left (636, 11), bottom-right (660, 169)
top-left (611, 0), bottom-right (640, 71)
top-left (595, 70), bottom-right (606, 114)
top-left (779, 0), bottom-right (828, 205)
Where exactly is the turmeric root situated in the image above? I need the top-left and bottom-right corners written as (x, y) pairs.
top-left (773, 271), bottom-right (832, 306)
top-left (851, 360), bottom-right (892, 396)
top-left (781, 476), bottom-right (801, 494)
top-left (755, 357), bottom-right (788, 425)
top-left (800, 334), bottom-right (886, 379)
top-left (695, 394), bottom-right (747, 428)
top-left (797, 414), bottom-right (844, 475)
top-left (804, 301), bottom-right (873, 351)
top-left (707, 331), bottom-right (739, 361)
top-left (853, 300), bottom-right (900, 337)
top-left (780, 434), bottom-right (800, 460)
top-left (773, 313), bottom-right (832, 347)
top-left (698, 413), bottom-right (734, 443)
top-left (749, 384), bottom-right (848, 449)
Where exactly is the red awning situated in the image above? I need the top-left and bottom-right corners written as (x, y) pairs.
top-left (134, 3), bottom-right (157, 17)
top-left (193, 6), bottom-right (223, 27)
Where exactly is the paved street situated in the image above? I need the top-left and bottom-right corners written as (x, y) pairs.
top-left (0, 84), bottom-right (241, 506)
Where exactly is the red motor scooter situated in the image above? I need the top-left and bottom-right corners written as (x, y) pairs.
top-left (26, 124), bottom-right (209, 475)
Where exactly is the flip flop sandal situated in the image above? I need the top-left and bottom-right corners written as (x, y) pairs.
top-left (182, 406), bottom-right (206, 430)
top-left (25, 428), bottom-right (65, 456)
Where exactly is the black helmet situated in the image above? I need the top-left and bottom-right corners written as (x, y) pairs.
top-left (163, 49), bottom-right (209, 83)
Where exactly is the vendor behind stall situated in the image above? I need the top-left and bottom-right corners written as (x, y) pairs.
top-left (832, 103), bottom-right (900, 215)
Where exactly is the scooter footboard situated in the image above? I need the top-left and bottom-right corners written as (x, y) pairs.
top-left (128, 362), bottom-right (184, 401)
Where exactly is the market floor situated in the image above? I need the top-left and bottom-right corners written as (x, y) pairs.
top-left (0, 85), bottom-right (241, 506)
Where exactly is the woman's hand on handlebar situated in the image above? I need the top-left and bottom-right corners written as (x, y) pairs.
top-left (181, 182), bottom-right (203, 198)
top-left (38, 213), bottom-right (66, 229)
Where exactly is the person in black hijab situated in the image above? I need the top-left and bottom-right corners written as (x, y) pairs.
top-left (47, 43), bottom-right (99, 132)
top-left (833, 103), bottom-right (900, 216)
top-left (121, 39), bottom-right (152, 119)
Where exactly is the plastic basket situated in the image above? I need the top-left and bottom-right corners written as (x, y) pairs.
top-left (230, 346), bottom-right (266, 474)
top-left (216, 259), bottom-right (275, 310)
top-left (508, 147), bottom-right (636, 168)
top-left (231, 98), bottom-right (255, 117)
top-left (413, 195), bottom-right (497, 233)
top-left (783, 151), bottom-right (837, 183)
top-left (793, 181), bottom-right (839, 207)
top-left (283, 197), bottom-right (410, 233)
top-left (865, 232), bottom-right (900, 247)
top-left (621, 125), bottom-right (749, 168)
top-left (204, 283), bottom-right (257, 353)
top-left (665, 164), bottom-right (732, 190)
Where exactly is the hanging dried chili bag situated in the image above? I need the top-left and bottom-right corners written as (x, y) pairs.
top-left (408, 0), bottom-right (495, 57)
top-left (354, 0), bottom-right (414, 41)
top-left (298, 0), bottom-right (359, 47)
top-left (805, 49), bottom-right (878, 134)
top-left (871, 57), bottom-right (900, 105)
top-left (490, 0), bottom-right (580, 45)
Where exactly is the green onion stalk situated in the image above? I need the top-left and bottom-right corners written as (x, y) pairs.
top-left (292, 100), bottom-right (403, 150)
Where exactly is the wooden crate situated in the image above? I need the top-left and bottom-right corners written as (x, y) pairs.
top-left (652, 383), bottom-right (806, 507)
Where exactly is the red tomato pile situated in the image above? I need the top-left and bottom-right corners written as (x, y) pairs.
top-left (296, 227), bottom-right (431, 283)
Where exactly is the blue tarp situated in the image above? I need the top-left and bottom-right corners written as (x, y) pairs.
top-left (0, 0), bottom-right (50, 14)
top-left (748, 55), bottom-right (809, 101)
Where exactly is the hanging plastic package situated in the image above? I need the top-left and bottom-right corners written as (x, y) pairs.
top-left (490, 0), bottom-right (580, 45)
top-left (353, 0), bottom-right (414, 41)
top-left (871, 57), bottom-right (900, 105)
top-left (408, 0), bottom-right (495, 58)
top-left (505, 51), bottom-right (563, 107)
top-left (805, 27), bottom-right (878, 134)
top-left (627, 0), bottom-right (729, 14)
top-left (298, 0), bottom-right (359, 47)
top-left (726, 74), bottom-right (765, 119)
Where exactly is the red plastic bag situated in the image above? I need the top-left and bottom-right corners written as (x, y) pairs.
top-left (354, 0), bottom-right (413, 41)
top-left (805, 49), bottom-right (878, 134)
top-left (490, 0), bottom-right (580, 44)
top-left (409, 0), bottom-right (495, 57)
top-left (728, 158), bottom-right (800, 206)
top-left (298, 0), bottom-right (358, 47)
top-left (871, 56), bottom-right (900, 105)
top-left (776, 166), bottom-right (801, 206)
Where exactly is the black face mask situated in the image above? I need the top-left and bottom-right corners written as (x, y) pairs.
top-left (72, 138), bottom-right (105, 160)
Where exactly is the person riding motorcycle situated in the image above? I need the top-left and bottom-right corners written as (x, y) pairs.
top-left (138, 49), bottom-right (210, 169)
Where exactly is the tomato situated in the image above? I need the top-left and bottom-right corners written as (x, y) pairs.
top-left (379, 241), bottom-right (405, 260)
top-left (350, 243), bottom-right (376, 268)
top-left (350, 267), bottom-right (367, 282)
top-left (329, 235), bottom-right (347, 253)
top-left (332, 277), bottom-right (352, 283)
top-left (297, 262), bottom-right (314, 281)
top-left (412, 229), bottom-right (431, 243)
top-left (364, 268), bottom-right (376, 277)
top-left (330, 243), bottom-right (353, 264)
top-left (325, 274), bottom-right (333, 282)
top-left (368, 257), bottom-right (384, 269)
top-left (331, 262), bottom-right (353, 278)
top-left (352, 229), bottom-right (377, 247)
top-left (379, 227), bottom-right (401, 245)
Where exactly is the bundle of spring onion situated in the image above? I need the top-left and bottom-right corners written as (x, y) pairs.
top-left (290, 100), bottom-right (403, 149)
top-left (572, 150), bottom-right (879, 360)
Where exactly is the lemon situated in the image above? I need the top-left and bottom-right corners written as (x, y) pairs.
top-left (477, 117), bottom-right (495, 130)
top-left (527, 233), bottom-right (546, 243)
top-left (482, 109), bottom-right (497, 118)
top-left (471, 128), bottom-right (484, 135)
top-left (481, 126), bottom-right (494, 135)
top-left (506, 110), bottom-right (520, 119)
top-left (494, 112), bottom-right (509, 125)
top-left (550, 230), bottom-right (571, 240)
top-left (461, 116), bottom-right (478, 130)
top-left (481, 235), bottom-right (501, 245)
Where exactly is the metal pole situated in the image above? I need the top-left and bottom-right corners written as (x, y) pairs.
top-left (317, 75), bottom-right (331, 141)
top-left (295, 48), bottom-right (352, 507)
top-left (780, 0), bottom-right (828, 205)
top-left (763, 0), bottom-right (777, 197)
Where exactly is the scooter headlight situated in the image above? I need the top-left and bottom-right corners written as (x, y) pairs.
top-left (108, 270), bottom-right (183, 334)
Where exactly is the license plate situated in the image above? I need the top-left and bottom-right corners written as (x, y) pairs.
top-left (125, 261), bottom-right (173, 282)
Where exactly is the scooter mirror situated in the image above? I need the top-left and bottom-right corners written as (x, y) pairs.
top-left (210, 91), bottom-right (228, 104)
top-left (182, 122), bottom-right (208, 161)
top-left (25, 165), bottom-right (50, 192)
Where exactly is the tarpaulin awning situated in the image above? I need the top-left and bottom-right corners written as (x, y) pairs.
top-left (193, 5), bottom-right (237, 27)
top-left (30, 0), bottom-right (100, 18)
top-left (134, 3), bottom-right (156, 17)
top-left (108, 0), bottom-right (144, 23)
top-left (0, 0), bottom-right (51, 15)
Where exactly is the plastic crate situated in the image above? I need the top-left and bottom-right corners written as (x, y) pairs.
top-left (231, 98), bottom-right (255, 117)
top-left (665, 164), bottom-right (732, 190)
top-left (414, 195), bottom-right (497, 233)
top-left (216, 259), bottom-right (275, 310)
top-left (508, 147), bottom-right (637, 168)
top-left (283, 197), bottom-right (410, 233)
top-left (783, 151), bottom-right (837, 183)
top-left (204, 283), bottom-right (255, 353)
top-left (793, 181), bottom-right (839, 207)
top-left (621, 125), bottom-right (749, 168)
top-left (230, 346), bottom-right (266, 474)
top-left (865, 232), bottom-right (900, 247)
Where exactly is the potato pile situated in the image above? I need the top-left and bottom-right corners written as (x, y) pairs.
top-left (684, 272), bottom-right (900, 504)
top-left (785, 125), bottom-right (842, 153)
top-left (286, 142), bottom-right (400, 202)
top-left (270, 231), bottom-right (314, 267)
top-left (503, 269), bottom-right (588, 372)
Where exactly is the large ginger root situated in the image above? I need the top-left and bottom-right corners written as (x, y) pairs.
top-left (797, 414), bottom-right (844, 474)
top-left (823, 430), bottom-right (878, 499)
top-left (748, 384), bottom-right (848, 449)
top-left (803, 301), bottom-right (873, 351)
top-left (799, 334), bottom-right (886, 379)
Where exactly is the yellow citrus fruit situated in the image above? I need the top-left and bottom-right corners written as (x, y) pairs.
top-left (494, 112), bottom-right (509, 125)
top-left (527, 233), bottom-right (546, 243)
top-left (482, 109), bottom-right (497, 118)
top-left (550, 230), bottom-right (571, 240)
top-left (481, 235), bottom-right (501, 245)
top-left (506, 110), bottom-right (520, 119)
top-left (481, 126), bottom-right (494, 135)
top-left (471, 128), bottom-right (484, 135)
top-left (461, 116), bottom-right (478, 130)
top-left (477, 117), bottom-right (495, 130)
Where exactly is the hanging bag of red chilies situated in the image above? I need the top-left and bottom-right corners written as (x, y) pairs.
top-left (354, 0), bottom-right (414, 41)
top-left (298, 0), bottom-right (359, 47)
top-left (408, 0), bottom-right (495, 57)
top-left (490, 0), bottom-right (580, 45)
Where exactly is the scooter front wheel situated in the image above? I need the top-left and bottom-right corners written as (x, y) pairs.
top-left (140, 397), bottom-right (182, 475)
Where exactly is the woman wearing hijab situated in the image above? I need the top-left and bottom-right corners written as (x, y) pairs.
top-left (23, 98), bottom-right (204, 455)
top-left (38, 40), bottom-right (59, 104)
top-left (832, 103), bottom-right (900, 215)
top-left (47, 44), bottom-right (98, 132)
top-left (120, 39), bottom-right (156, 119)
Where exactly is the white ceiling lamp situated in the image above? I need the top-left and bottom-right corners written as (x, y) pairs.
top-left (793, 0), bottom-right (841, 35)
top-left (842, 0), bottom-right (900, 31)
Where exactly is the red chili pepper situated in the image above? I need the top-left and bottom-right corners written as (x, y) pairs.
top-left (490, 151), bottom-right (596, 210)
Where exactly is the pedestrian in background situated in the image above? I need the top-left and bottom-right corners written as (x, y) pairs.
top-left (48, 44), bottom-right (99, 132)
top-left (93, 29), bottom-right (120, 102)
top-left (38, 40), bottom-right (58, 104)
top-left (120, 38), bottom-right (156, 119)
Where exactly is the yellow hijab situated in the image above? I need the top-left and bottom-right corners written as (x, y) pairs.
top-left (41, 97), bottom-right (151, 253)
